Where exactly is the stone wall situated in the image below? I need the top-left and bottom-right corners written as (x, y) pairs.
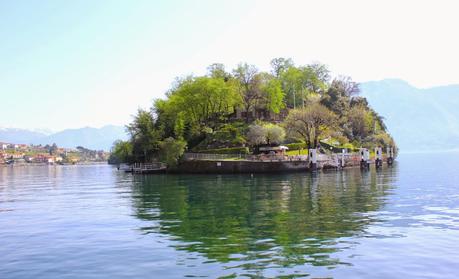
top-left (173, 160), bottom-right (310, 174)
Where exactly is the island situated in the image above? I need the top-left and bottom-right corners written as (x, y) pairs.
top-left (109, 58), bottom-right (396, 173)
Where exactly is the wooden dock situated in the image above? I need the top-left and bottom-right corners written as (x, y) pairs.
top-left (130, 162), bottom-right (167, 174)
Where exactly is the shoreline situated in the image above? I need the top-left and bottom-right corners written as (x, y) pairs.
top-left (0, 161), bottom-right (108, 167)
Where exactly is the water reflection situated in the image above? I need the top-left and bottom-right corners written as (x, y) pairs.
top-left (128, 167), bottom-right (397, 274)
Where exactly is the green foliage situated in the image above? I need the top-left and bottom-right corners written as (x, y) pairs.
top-left (212, 123), bottom-right (246, 146)
top-left (109, 140), bottom-right (133, 164)
top-left (284, 142), bottom-right (307, 151)
top-left (263, 123), bottom-right (285, 145)
top-left (120, 58), bottom-right (395, 163)
top-left (158, 137), bottom-right (187, 167)
top-left (346, 105), bottom-right (373, 141)
top-left (284, 103), bottom-right (337, 148)
top-left (262, 78), bottom-right (284, 113)
top-left (246, 123), bottom-right (285, 147)
top-left (174, 112), bottom-right (186, 140)
top-left (126, 109), bottom-right (161, 162)
top-left (279, 64), bottom-right (329, 109)
top-left (246, 124), bottom-right (266, 146)
top-left (196, 147), bottom-right (250, 155)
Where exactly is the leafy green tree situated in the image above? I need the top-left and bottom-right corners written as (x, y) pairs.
top-left (109, 140), bottom-right (133, 164)
top-left (321, 77), bottom-right (359, 115)
top-left (174, 112), bottom-right (186, 140)
top-left (158, 137), bottom-right (187, 167)
top-left (167, 76), bottom-right (240, 128)
top-left (127, 109), bottom-right (161, 162)
top-left (280, 66), bottom-right (303, 108)
top-left (346, 106), bottom-right (373, 141)
top-left (259, 73), bottom-right (285, 114)
top-left (207, 63), bottom-right (231, 80)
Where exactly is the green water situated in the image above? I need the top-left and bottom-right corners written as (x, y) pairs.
top-left (1, 153), bottom-right (459, 278)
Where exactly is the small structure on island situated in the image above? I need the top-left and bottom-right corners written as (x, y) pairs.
top-left (257, 145), bottom-right (289, 155)
top-left (375, 147), bottom-right (383, 169)
top-left (387, 146), bottom-right (394, 166)
top-left (309, 148), bottom-right (317, 170)
top-left (360, 148), bottom-right (370, 170)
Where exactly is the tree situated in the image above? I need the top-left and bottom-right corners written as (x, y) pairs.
top-left (346, 106), bottom-right (373, 141)
top-left (166, 76), bottom-right (240, 128)
top-left (263, 123), bottom-right (285, 145)
top-left (207, 63), bottom-right (231, 80)
top-left (259, 73), bottom-right (285, 114)
top-left (127, 109), bottom-right (161, 162)
top-left (279, 65), bottom-right (328, 109)
top-left (280, 66), bottom-right (303, 108)
top-left (158, 137), bottom-right (187, 167)
top-left (246, 124), bottom-right (266, 146)
top-left (270, 57), bottom-right (294, 78)
top-left (284, 103), bottom-right (336, 148)
top-left (109, 140), bottom-right (133, 164)
top-left (233, 63), bottom-right (263, 123)
top-left (49, 143), bottom-right (58, 155)
top-left (321, 77), bottom-right (359, 115)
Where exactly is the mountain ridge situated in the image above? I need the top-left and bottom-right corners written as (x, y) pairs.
top-left (360, 79), bottom-right (459, 152)
top-left (0, 125), bottom-right (128, 151)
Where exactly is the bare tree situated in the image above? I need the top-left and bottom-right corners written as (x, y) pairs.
top-left (284, 103), bottom-right (336, 148)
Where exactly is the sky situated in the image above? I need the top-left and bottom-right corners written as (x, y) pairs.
top-left (1, 0), bottom-right (459, 131)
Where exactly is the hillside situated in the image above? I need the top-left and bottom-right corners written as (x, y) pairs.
top-left (360, 79), bottom-right (459, 151)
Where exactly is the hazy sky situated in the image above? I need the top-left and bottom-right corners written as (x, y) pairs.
top-left (1, 0), bottom-right (458, 131)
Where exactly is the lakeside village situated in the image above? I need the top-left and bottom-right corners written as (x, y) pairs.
top-left (0, 142), bottom-right (109, 165)
top-left (109, 58), bottom-right (397, 174)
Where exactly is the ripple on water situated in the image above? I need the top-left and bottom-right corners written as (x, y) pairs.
top-left (1, 154), bottom-right (459, 278)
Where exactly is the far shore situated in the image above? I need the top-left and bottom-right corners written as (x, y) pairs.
top-left (0, 162), bottom-right (108, 167)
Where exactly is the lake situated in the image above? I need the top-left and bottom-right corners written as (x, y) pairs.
top-left (1, 153), bottom-right (459, 278)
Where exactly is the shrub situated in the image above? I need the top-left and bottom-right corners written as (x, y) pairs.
top-left (196, 147), bottom-right (250, 154)
top-left (285, 142), bottom-right (307, 151)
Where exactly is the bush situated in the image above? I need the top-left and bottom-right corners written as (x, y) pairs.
top-left (196, 147), bottom-right (250, 154)
top-left (285, 142), bottom-right (307, 151)
top-left (158, 137), bottom-right (187, 167)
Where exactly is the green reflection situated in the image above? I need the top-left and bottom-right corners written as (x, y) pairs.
top-left (129, 167), bottom-right (396, 272)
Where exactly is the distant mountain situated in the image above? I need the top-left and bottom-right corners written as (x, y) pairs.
top-left (360, 79), bottom-right (459, 152)
top-left (0, 128), bottom-right (47, 144)
top-left (0, 125), bottom-right (128, 151)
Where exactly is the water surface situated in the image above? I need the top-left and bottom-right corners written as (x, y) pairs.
top-left (1, 153), bottom-right (459, 278)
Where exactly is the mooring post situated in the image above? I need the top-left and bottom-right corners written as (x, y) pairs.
top-left (360, 148), bottom-right (370, 170)
top-left (375, 147), bottom-right (383, 169)
top-left (341, 149), bottom-right (346, 169)
top-left (309, 148), bottom-right (317, 171)
top-left (387, 146), bottom-right (394, 166)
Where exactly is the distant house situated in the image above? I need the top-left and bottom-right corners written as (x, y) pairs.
top-left (8, 144), bottom-right (19, 150)
top-left (0, 143), bottom-right (8, 150)
top-left (34, 154), bottom-right (51, 163)
top-left (17, 144), bottom-right (28, 151)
